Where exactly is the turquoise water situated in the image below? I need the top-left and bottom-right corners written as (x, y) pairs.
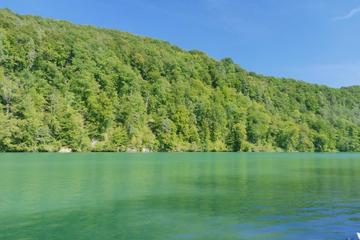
top-left (0, 153), bottom-right (360, 239)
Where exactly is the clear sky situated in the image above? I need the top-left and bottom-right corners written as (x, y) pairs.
top-left (1, 0), bottom-right (360, 88)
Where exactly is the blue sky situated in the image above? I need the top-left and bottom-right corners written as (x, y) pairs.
top-left (1, 0), bottom-right (360, 87)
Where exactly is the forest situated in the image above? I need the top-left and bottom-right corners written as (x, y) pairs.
top-left (0, 9), bottom-right (359, 152)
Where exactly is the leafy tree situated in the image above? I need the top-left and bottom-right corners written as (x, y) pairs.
top-left (0, 68), bottom-right (17, 115)
top-left (0, 9), bottom-right (359, 152)
top-left (227, 122), bottom-right (247, 151)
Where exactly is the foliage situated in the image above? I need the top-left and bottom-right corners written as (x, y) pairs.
top-left (0, 9), bottom-right (359, 152)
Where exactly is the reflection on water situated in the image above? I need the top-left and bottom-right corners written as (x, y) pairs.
top-left (0, 153), bottom-right (359, 239)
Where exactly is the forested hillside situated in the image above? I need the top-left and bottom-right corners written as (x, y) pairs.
top-left (0, 9), bottom-right (359, 152)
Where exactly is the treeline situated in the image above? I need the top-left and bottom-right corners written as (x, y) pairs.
top-left (0, 9), bottom-right (359, 152)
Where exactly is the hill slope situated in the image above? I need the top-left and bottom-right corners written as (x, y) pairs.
top-left (0, 9), bottom-right (359, 152)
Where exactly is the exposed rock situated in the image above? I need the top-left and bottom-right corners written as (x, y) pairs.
top-left (91, 139), bottom-right (98, 148)
top-left (142, 148), bottom-right (151, 153)
top-left (59, 147), bottom-right (72, 153)
top-left (126, 148), bottom-right (138, 153)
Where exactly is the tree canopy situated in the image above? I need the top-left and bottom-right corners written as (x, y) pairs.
top-left (0, 9), bottom-right (359, 152)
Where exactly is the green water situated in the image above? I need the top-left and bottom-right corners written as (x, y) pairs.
top-left (0, 153), bottom-right (360, 240)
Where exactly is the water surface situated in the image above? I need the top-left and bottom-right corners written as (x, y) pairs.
top-left (0, 153), bottom-right (360, 239)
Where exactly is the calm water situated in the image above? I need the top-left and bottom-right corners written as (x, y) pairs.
top-left (0, 153), bottom-right (360, 240)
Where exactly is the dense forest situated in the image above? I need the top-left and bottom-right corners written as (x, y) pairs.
top-left (0, 9), bottom-right (359, 152)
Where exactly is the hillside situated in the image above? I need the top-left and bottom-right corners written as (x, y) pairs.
top-left (0, 9), bottom-right (359, 152)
